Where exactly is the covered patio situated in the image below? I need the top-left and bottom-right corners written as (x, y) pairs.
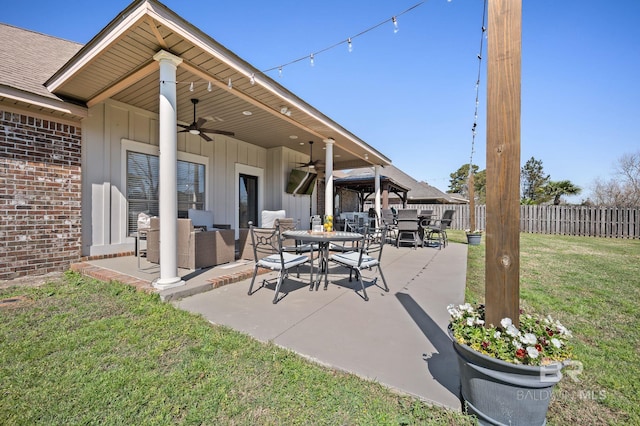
top-left (71, 240), bottom-right (468, 409)
top-left (42, 0), bottom-right (393, 290)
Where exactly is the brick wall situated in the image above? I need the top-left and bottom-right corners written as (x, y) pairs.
top-left (0, 110), bottom-right (82, 280)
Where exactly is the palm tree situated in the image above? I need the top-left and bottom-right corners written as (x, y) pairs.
top-left (542, 180), bottom-right (582, 205)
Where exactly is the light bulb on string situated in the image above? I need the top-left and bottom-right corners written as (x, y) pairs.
top-left (278, 67), bottom-right (283, 78)
top-left (392, 16), bottom-right (399, 33)
top-left (207, 81), bottom-right (212, 92)
top-left (228, 78), bottom-right (232, 89)
top-left (189, 82), bottom-right (194, 92)
top-left (347, 38), bottom-right (353, 53)
top-left (249, 73), bottom-right (255, 85)
top-left (310, 53), bottom-right (315, 67)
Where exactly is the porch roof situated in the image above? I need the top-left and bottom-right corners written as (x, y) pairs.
top-left (43, 0), bottom-right (391, 170)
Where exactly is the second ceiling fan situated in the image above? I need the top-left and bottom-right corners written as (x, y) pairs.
top-left (178, 98), bottom-right (235, 142)
top-left (297, 140), bottom-right (322, 169)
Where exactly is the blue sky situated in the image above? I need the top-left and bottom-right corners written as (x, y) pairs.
top-left (3, 0), bottom-right (639, 202)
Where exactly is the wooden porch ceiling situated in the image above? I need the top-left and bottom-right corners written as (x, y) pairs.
top-left (45, 0), bottom-right (391, 170)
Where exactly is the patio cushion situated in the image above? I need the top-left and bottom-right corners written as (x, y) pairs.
top-left (257, 252), bottom-right (309, 271)
top-left (188, 209), bottom-right (215, 230)
top-left (261, 209), bottom-right (286, 228)
top-left (330, 251), bottom-right (377, 269)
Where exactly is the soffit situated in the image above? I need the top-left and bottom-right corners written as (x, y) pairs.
top-left (45, 0), bottom-right (391, 170)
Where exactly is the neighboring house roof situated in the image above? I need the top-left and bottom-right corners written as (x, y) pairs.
top-left (340, 165), bottom-right (467, 204)
top-left (0, 23), bottom-right (86, 117)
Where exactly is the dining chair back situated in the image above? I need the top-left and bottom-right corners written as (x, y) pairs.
top-left (395, 209), bottom-right (420, 249)
top-left (424, 209), bottom-right (455, 249)
top-left (329, 226), bottom-right (389, 301)
top-left (248, 222), bottom-right (310, 304)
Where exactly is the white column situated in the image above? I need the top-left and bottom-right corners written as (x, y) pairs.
top-left (323, 138), bottom-right (334, 218)
top-left (152, 50), bottom-right (184, 290)
top-left (374, 165), bottom-right (381, 227)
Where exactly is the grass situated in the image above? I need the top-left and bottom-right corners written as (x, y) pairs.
top-left (0, 271), bottom-right (473, 425)
top-left (447, 229), bottom-right (640, 426)
top-left (3, 233), bottom-right (638, 425)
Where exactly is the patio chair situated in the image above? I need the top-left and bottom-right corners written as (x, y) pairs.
top-left (248, 222), bottom-right (310, 304)
top-left (424, 209), bottom-right (455, 249)
top-left (381, 208), bottom-right (398, 244)
top-left (276, 217), bottom-right (318, 255)
top-left (329, 226), bottom-right (389, 301)
top-left (146, 217), bottom-right (234, 269)
top-left (396, 209), bottom-right (420, 249)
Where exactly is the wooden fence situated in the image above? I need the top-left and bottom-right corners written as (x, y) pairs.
top-left (402, 204), bottom-right (640, 239)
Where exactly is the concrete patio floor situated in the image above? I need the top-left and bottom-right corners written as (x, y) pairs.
top-left (73, 242), bottom-right (467, 410)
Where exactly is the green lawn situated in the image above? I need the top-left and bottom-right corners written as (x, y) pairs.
top-left (447, 230), bottom-right (640, 426)
top-left (0, 271), bottom-right (472, 425)
top-left (2, 232), bottom-right (638, 425)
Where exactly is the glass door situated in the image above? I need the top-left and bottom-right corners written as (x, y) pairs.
top-left (239, 173), bottom-right (258, 228)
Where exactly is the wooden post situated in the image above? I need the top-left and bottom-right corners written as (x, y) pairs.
top-left (468, 171), bottom-right (476, 232)
top-left (485, 0), bottom-right (521, 327)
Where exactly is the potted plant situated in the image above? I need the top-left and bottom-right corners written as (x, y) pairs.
top-left (447, 303), bottom-right (573, 425)
top-left (465, 229), bottom-right (483, 245)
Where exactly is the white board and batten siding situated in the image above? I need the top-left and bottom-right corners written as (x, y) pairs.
top-left (82, 99), bottom-right (312, 256)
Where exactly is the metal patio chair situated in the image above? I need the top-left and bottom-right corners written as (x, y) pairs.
top-left (248, 222), bottom-right (310, 304)
top-left (424, 209), bottom-right (455, 249)
top-left (329, 226), bottom-right (389, 301)
top-left (395, 209), bottom-right (420, 249)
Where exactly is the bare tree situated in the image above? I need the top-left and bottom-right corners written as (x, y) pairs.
top-left (590, 151), bottom-right (640, 207)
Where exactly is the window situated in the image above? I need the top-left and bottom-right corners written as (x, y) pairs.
top-left (126, 151), bottom-right (205, 234)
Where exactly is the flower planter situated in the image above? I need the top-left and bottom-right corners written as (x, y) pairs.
top-left (466, 233), bottom-right (482, 245)
top-left (450, 331), bottom-right (562, 426)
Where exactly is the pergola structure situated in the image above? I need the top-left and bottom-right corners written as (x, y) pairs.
top-left (333, 175), bottom-right (410, 211)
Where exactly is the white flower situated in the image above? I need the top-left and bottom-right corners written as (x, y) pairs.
top-left (447, 306), bottom-right (462, 319)
top-left (513, 340), bottom-right (522, 349)
top-left (557, 324), bottom-right (572, 337)
top-left (520, 333), bottom-right (537, 345)
top-left (501, 317), bottom-right (512, 328)
top-left (466, 317), bottom-right (475, 327)
top-left (493, 331), bottom-right (501, 339)
top-left (475, 318), bottom-right (485, 326)
top-left (551, 338), bottom-right (562, 349)
top-left (506, 324), bottom-right (520, 337)
top-left (526, 346), bottom-right (540, 359)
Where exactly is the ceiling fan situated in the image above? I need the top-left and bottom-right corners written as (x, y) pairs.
top-left (178, 98), bottom-right (235, 142)
top-left (297, 141), bottom-right (322, 169)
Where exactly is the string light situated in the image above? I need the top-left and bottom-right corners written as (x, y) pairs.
top-left (261, 2), bottom-right (425, 77)
top-left (468, 0), bottom-right (488, 173)
top-left (166, 2), bottom-right (436, 89)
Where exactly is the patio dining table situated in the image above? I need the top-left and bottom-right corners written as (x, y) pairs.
top-left (283, 230), bottom-right (363, 290)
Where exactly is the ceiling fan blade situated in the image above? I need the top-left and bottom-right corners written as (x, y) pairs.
top-left (200, 132), bottom-right (213, 142)
top-left (199, 128), bottom-right (235, 136)
top-left (196, 117), bottom-right (207, 128)
top-left (177, 123), bottom-right (190, 129)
